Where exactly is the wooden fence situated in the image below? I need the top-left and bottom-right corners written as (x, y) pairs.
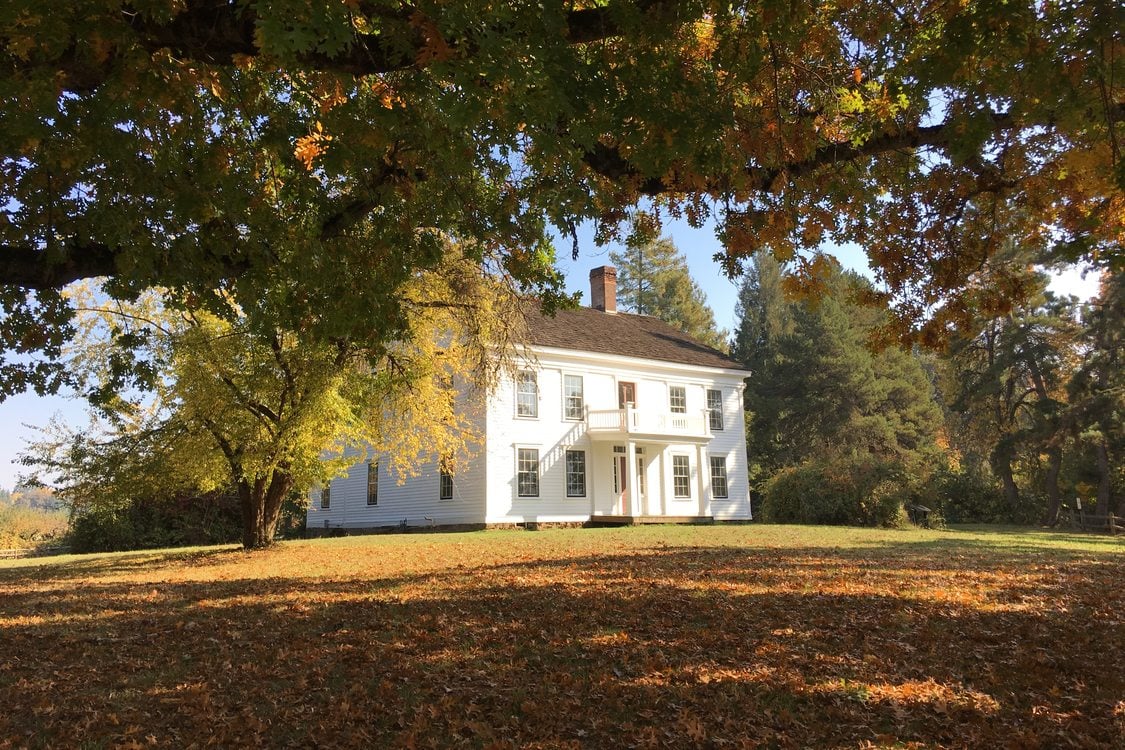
top-left (1064, 509), bottom-right (1122, 536)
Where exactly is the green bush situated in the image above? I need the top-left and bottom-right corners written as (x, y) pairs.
top-left (761, 455), bottom-right (912, 527)
top-left (926, 468), bottom-right (1015, 524)
top-left (67, 492), bottom-right (242, 553)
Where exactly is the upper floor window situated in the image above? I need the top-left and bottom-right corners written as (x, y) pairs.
top-left (707, 389), bottom-right (723, 430)
top-left (320, 485), bottom-right (331, 509)
top-left (669, 385), bottom-right (687, 414)
top-left (563, 374), bottom-right (584, 420)
top-left (367, 462), bottom-right (378, 506)
top-left (516, 371), bottom-right (538, 418)
top-left (710, 456), bottom-right (729, 499)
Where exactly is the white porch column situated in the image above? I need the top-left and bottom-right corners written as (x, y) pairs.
top-left (657, 448), bottom-right (667, 516)
top-left (696, 444), bottom-right (709, 517)
top-left (625, 439), bottom-right (638, 517)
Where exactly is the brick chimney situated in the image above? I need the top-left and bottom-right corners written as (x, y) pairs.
top-left (589, 266), bottom-right (617, 313)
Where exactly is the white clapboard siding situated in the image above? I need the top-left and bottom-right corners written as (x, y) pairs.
top-left (309, 339), bottom-right (752, 529)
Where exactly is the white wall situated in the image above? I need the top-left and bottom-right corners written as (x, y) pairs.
top-left (306, 393), bottom-right (488, 529)
top-left (483, 348), bottom-right (751, 524)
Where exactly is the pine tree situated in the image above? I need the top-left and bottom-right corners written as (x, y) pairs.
top-left (609, 237), bottom-right (728, 350)
top-left (734, 263), bottom-right (944, 482)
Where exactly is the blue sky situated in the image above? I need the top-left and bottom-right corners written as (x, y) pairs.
top-left (0, 222), bottom-right (1101, 491)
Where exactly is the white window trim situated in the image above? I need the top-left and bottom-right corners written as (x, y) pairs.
top-left (562, 373), bottom-right (585, 421)
top-left (439, 466), bottom-right (454, 501)
top-left (565, 448), bottom-right (587, 498)
top-left (515, 370), bottom-right (539, 419)
top-left (707, 388), bottom-right (724, 431)
top-left (671, 454), bottom-right (691, 498)
top-left (366, 461), bottom-right (378, 506)
top-left (515, 445), bottom-right (541, 498)
top-left (669, 384), bottom-right (687, 414)
top-left (709, 455), bottom-right (729, 499)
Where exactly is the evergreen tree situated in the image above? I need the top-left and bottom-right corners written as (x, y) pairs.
top-left (609, 237), bottom-right (728, 351)
top-left (734, 261), bottom-right (945, 489)
top-left (1066, 272), bottom-right (1123, 517)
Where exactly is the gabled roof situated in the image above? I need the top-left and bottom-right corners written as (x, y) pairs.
top-left (526, 306), bottom-right (746, 371)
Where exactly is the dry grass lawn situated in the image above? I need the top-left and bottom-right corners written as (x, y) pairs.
top-left (1, 524), bottom-right (1122, 748)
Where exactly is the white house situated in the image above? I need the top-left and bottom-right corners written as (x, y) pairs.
top-left (306, 266), bottom-right (752, 531)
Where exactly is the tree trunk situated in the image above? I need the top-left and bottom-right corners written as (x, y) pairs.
top-left (239, 469), bottom-right (296, 548)
top-left (1041, 446), bottom-right (1063, 527)
top-left (991, 443), bottom-right (1021, 517)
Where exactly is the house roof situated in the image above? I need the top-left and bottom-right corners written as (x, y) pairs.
top-left (526, 306), bottom-right (746, 371)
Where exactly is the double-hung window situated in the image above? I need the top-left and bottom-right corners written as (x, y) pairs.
top-left (669, 385), bottom-right (687, 414)
top-left (517, 448), bottom-right (540, 497)
top-left (366, 462), bottom-right (378, 506)
top-left (672, 455), bottom-right (691, 498)
top-left (439, 467), bottom-right (454, 500)
top-left (516, 371), bottom-right (538, 418)
top-left (707, 389), bottom-right (724, 430)
top-left (563, 375), bottom-right (584, 420)
top-left (320, 485), bottom-right (331, 509)
top-left (565, 449), bottom-right (586, 497)
top-left (709, 456), bottom-right (729, 499)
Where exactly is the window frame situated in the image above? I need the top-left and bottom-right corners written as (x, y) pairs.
top-left (707, 388), bottom-right (724, 431)
top-left (320, 485), bottom-right (331, 510)
top-left (709, 456), bottom-right (729, 499)
top-left (516, 447), bottom-right (540, 497)
top-left (439, 466), bottom-right (454, 501)
top-left (366, 461), bottom-right (378, 506)
top-left (563, 374), bottom-right (584, 421)
top-left (669, 385), bottom-right (687, 414)
top-left (565, 449), bottom-right (586, 497)
top-left (515, 370), bottom-right (539, 418)
top-left (672, 455), bottom-right (691, 498)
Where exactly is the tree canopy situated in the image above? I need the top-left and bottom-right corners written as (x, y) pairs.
top-left (23, 255), bottom-right (523, 547)
top-left (2, 0), bottom-right (1121, 396)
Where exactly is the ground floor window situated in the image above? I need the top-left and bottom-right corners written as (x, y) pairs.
top-left (517, 448), bottom-right (540, 497)
top-left (709, 456), bottom-right (728, 499)
top-left (672, 455), bottom-right (691, 498)
top-left (320, 485), bottom-right (331, 509)
top-left (565, 449), bottom-right (586, 497)
top-left (440, 467), bottom-right (454, 500)
top-left (367, 462), bottom-right (378, 506)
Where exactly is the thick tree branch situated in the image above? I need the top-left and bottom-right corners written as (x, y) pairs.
top-left (583, 112), bottom-right (1023, 196)
top-left (0, 241), bottom-right (118, 289)
top-left (32, 0), bottom-right (670, 94)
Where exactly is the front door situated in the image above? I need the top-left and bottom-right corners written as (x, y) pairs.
top-left (618, 381), bottom-right (636, 409)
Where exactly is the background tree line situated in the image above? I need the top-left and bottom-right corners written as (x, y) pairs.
top-left (731, 251), bottom-right (1121, 527)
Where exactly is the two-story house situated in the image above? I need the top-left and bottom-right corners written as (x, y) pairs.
top-left (307, 266), bottom-right (751, 531)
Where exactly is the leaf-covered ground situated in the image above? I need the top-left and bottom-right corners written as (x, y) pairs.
top-left (1, 525), bottom-right (1122, 749)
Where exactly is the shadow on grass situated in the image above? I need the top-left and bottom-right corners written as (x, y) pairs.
top-left (0, 542), bottom-right (1121, 748)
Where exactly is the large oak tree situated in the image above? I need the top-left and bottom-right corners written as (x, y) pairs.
top-left (1, 0), bottom-right (1121, 396)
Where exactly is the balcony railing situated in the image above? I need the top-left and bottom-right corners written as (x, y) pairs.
top-left (586, 407), bottom-right (711, 440)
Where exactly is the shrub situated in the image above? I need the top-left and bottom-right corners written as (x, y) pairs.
top-left (926, 468), bottom-right (1014, 524)
top-left (67, 491), bottom-right (242, 553)
top-left (761, 455), bottom-right (911, 527)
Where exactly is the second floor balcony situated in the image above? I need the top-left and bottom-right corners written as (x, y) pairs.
top-left (586, 406), bottom-right (712, 443)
